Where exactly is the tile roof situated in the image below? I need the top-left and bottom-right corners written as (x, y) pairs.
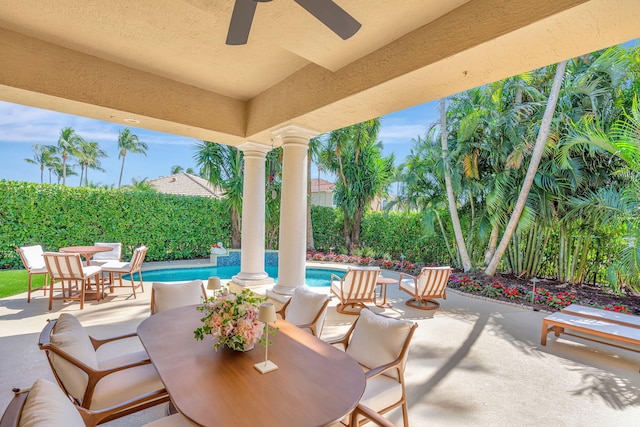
top-left (148, 173), bottom-right (222, 198)
top-left (310, 178), bottom-right (335, 192)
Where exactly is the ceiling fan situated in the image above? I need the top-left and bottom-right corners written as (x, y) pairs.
top-left (226, 0), bottom-right (361, 45)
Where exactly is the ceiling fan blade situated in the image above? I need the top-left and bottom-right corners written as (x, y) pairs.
top-left (226, 0), bottom-right (258, 45)
top-left (294, 0), bottom-right (361, 40)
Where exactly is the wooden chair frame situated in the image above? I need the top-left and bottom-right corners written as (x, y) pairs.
top-left (16, 246), bottom-right (49, 303)
top-left (37, 319), bottom-right (170, 425)
top-left (331, 267), bottom-right (381, 315)
top-left (44, 252), bottom-right (102, 310)
top-left (276, 295), bottom-right (330, 337)
top-left (101, 246), bottom-right (147, 298)
top-left (328, 313), bottom-right (417, 427)
top-left (398, 266), bottom-right (452, 310)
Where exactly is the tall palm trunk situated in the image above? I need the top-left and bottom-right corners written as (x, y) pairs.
top-left (485, 60), bottom-right (568, 276)
top-left (441, 98), bottom-right (472, 271)
top-left (118, 155), bottom-right (126, 188)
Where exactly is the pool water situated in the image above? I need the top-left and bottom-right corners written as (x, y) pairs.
top-left (127, 266), bottom-right (345, 288)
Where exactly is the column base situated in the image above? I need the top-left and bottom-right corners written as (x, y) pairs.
top-left (230, 274), bottom-right (274, 288)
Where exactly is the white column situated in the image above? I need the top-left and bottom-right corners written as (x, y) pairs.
top-left (271, 125), bottom-right (318, 295)
top-left (231, 142), bottom-right (273, 287)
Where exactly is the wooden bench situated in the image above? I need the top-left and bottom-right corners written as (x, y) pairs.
top-left (541, 304), bottom-right (640, 370)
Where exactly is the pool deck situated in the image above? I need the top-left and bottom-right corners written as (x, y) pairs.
top-left (1, 260), bottom-right (640, 426)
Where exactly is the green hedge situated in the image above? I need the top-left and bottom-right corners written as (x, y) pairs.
top-left (0, 180), bottom-right (231, 269)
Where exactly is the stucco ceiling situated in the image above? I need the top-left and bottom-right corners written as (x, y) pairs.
top-left (0, 0), bottom-right (638, 148)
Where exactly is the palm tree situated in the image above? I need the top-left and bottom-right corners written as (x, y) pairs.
top-left (193, 141), bottom-right (244, 248)
top-left (440, 98), bottom-right (472, 271)
top-left (171, 165), bottom-right (184, 174)
top-left (76, 140), bottom-right (107, 186)
top-left (485, 60), bottom-right (568, 276)
top-left (320, 119), bottom-right (394, 251)
top-left (57, 127), bottom-right (84, 185)
top-left (125, 177), bottom-right (157, 192)
top-left (24, 144), bottom-right (58, 183)
top-left (306, 136), bottom-right (323, 251)
top-left (117, 128), bottom-right (148, 187)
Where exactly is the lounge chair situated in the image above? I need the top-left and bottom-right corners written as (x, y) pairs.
top-left (16, 245), bottom-right (49, 303)
top-left (330, 267), bottom-right (380, 315)
top-left (398, 266), bottom-right (452, 310)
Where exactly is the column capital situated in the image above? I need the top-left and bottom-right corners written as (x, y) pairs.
top-left (238, 141), bottom-right (271, 157)
top-left (272, 124), bottom-right (319, 145)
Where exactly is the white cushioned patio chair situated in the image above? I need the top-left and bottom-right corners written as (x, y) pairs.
top-left (276, 286), bottom-right (330, 337)
top-left (0, 380), bottom-right (392, 427)
top-left (16, 245), bottom-right (49, 303)
top-left (37, 314), bottom-right (169, 425)
top-left (0, 378), bottom-right (184, 427)
top-left (43, 252), bottom-right (102, 310)
top-left (328, 309), bottom-right (417, 427)
top-left (150, 280), bottom-right (207, 315)
top-left (330, 266), bottom-right (381, 315)
top-left (100, 246), bottom-right (147, 298)
top-left (398, 266), bottom-right (453, 310)
top-left (91, 242), bottom-right (122, 266)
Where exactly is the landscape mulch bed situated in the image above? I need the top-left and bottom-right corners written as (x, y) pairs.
top-left (452, 271), bottom-right (640, 315)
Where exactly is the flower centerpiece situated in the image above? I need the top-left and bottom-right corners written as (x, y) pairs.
top-left (194, 288), bottom-right (266, 352)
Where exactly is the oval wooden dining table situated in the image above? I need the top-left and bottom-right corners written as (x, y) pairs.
top-left (137, 305), bottom-right (366, 427)
top-left (59, 245), bottom-right (113, 266)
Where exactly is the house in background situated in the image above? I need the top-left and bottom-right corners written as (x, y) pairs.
top-left (310, 178), bottom-right (396, 211)
top-left (310, 178), bottom-right (335, 207)
top-left (148, 173), bottom-right (221, 198)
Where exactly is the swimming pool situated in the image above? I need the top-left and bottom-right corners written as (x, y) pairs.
top-left (128, 265), bottom-right (345, 288)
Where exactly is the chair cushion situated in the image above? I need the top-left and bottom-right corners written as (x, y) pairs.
top-left (100, 261), bottom-right (131, 272)
top-left (49, 314), bottom-right (99, 403)
top-left (18, 378), bottom-right (85, 427)
top-left (152, 280), bottom-right (204, 314)
top-left (346, 309), bottom-right (413, 378)
top-left (285, 287), bottom-right (328, 327)
top-left (92, 243), bottom-right (122, 261)
top-left (90, 362), bottom-right (165, 411)
top-left (399, 279), bottom-right (415, 294)
top-left (20, 245), bottom-right (45, 270)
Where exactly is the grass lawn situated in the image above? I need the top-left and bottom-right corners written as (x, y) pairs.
top-left (0, 270), bottom-right (46, 299)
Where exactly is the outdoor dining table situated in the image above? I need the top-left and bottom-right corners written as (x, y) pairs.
top-left (137, 305), bottom-right (366, 427)
top-left (59, 245), bottom-right (113, 266)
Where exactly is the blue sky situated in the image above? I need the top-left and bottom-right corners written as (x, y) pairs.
top-left (0, 100), bottom-right (438, 187)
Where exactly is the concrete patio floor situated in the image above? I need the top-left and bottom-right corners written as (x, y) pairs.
top-left (1, 262), bottom-right (639, 426)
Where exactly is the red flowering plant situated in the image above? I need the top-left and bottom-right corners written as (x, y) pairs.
top-left (481, 280), bottom-right (504, 297)
top-left (503, 286), bottom-right (524, 300)
top-left (604, 303), bottom-right (632, 313)
top-left (546, 291), bottom-right (577, 310)
top-left (457, 277), bottom-right (483, 293)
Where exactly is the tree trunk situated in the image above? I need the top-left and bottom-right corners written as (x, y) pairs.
top-left (231, 209), bottom-right (242, 249)
top-left (483, 224), bottom-right (499, 265)
top-left (485, 60), bottom-right (568, 276)
top-left (441, 98), bottom-right (472, 271)
top-left (118, 155), bottom-right (126, 188)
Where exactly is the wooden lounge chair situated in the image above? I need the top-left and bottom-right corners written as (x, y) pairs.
top-left (16, 245), bottom-right (49, 303)
top-left (43, 252), bottom-right (102, 310)
top-left (541, 304), bottom-right (640, 370)
top-left (276, 286), bottom-right (330, 337)
top-left (37, 314), bottom-right (169, 424)
top-left (328, 309), bottom-right (417, 427)
top-left (398, 266), bottom-right (452, 310)
top-left (331, 267), bottom-right (380, 315)
top-left (100, 246), bottom-right (147, 298)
